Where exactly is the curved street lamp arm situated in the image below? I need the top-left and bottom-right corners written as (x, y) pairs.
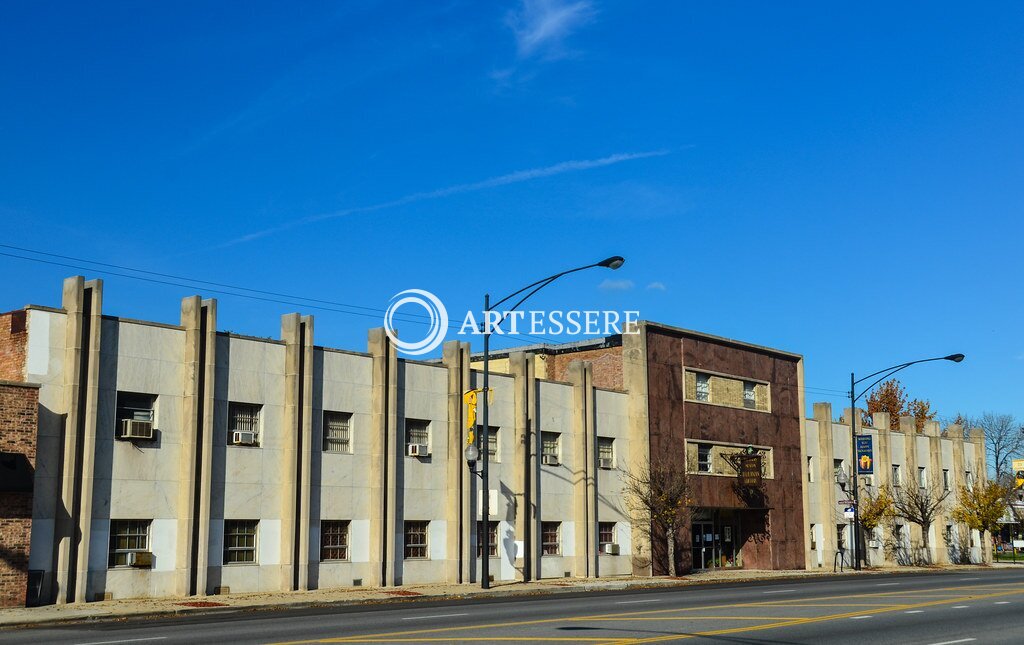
top-left (490, 262), bottom-right (602, 311)
top-left (852, 362), bottom-right (917, 403)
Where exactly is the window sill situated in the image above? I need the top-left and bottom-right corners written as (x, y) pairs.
top-left (685, 398), bottom-right (771, 414)
top-left (223, 561), bottom-right (259, 566)
top-left (321, 558), bottom-right (351, 563)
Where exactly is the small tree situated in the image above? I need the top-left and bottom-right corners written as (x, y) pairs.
top-left (622, 457), bottom-right (693, 577)
top-left (856, 485), bottom-right (895, 567)
top-left (907, 399), bottom-right (937, 432)
top-left (890, 480), bottom-right (951, 563)
top-left (951, 480), bottom-right (1010, 538)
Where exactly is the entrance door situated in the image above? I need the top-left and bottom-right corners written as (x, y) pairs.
top-left (692, 522), bottom-right (715, 570)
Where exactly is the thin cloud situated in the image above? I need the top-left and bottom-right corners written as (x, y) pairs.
top-left (646, 281), bottom-right (667, 291)
top-left (507, 0), bottom-right (595, 59)
top-left (218, 150), bottom-right (668, 248)
top-left (599, 279), bottom-right (635, 291)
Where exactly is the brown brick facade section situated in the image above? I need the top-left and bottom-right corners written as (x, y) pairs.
top-left (546, 345), bottom-right (623, 390)
top-left (646, 327), bottom-right (805, 574)
top-left (0, 311), bottom-right (28, 383)
top-left (0, 382), bottom-right (38, 607)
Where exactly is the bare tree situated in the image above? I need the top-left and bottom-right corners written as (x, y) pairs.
top-left (622, 456), bottom-right (693, 577)
top-left (889, 479), bottom-right (951, 563)
top-left (949, 412), bottom-right (1024, 479)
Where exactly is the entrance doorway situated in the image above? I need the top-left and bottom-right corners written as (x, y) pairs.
top-left (691, 510), bottom-right (741, 570)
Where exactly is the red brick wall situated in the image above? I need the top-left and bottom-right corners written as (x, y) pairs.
top-left (0, 382), bottom-right (38, 607)
top-left (0, 311), bottom-right (28, 382)
top-left (546, 345), bottom-right (624, 390)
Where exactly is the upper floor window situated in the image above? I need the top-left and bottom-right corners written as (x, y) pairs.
top-left (598, 522), bottom-right (616, 550)
top-left (918, 466), bottom-right (927, 489)
top-left (228, 403), bottom-right (261, 446)
top-left (942, 469), bottom-right (951, 491)
top-left (695, 374), bottom-right (710, 402)
top-left (892, 464), bottom-right (902, 486)
top-left (476, 426), bottom-right (499, 462)
top-left (597, 437), bottom-right (615, 463)
top-left (323, 411), bottom-right (353, 453)
top-left (807, 456), bottom-right (815, 482)
top-left (743, 381), bottom-right (756, 409)
top-left (541, 432), bottom-right (560, 463)
top-left (965, 470), bottom-right (974, 490)
top-left (697, 444), bottom-right (712, 472)
top-left (406, 419), bottom-right (430, 449)
top-left (833, 459), bottom-right (845, 483)
top-left (116, 392), bottom-right (155, 423)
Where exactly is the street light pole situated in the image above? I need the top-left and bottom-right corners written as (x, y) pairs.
top-left (475, 256), bottom-right (624, 590)
top-left (848, 353), bottom-right (964, 571)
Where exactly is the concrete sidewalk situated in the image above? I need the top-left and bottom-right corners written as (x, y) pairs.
top-left (0, 565), bottom-right (990, 628)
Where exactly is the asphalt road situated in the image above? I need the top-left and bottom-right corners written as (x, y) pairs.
top-left (3, 569), bottom-right (1024, 645)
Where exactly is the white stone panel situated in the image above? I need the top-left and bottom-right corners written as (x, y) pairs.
top-left (151, 519), bottom-right (177, 572)
top-left (350, 520), bottom-right (370, 563)
top-left (259, 519), bottom-right (282, 566)
top-left (26, 310), bottom-right (50, 376)
top-left (428, 520), bottom-right (446, 561)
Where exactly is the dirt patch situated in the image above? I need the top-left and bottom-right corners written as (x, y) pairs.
top-left (175, 601), bottom-right (229, 608)
top-left (383, 590), bottom-right (421, 597)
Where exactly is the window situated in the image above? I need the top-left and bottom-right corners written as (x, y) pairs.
top-left (893, 524), bottom-right (905, 543)
top-left (918, 466), bottom-right (927, 489)
top-left (476, 426), bottom-right (499, 461)
top-left (404, 521), bottom-right (429, 559)
top-left (892, 464), bottom-right (902, 486)
top-left (944, 524), bottom-right (954, 545)
top-left (116, 392), bottom-right (155, 423)
top-left (229, 402), bottom-right (261, 446)
top-left (321, 520), bottom-right (350, 561)
top-left (942, 469), bottom-right (950, 492)
top-left (541, 432), bottom-right (560, 460)
top-left (477, 521), bottom-right (498, 557)
top-left (406, 419), bottom-right (430, 450)
top-left (836, 524), bottom-right (846, 550)
top-left (965, 470), bottom-right (974, 490)
top-left (109, 520), bottom-right (150, 567)
top-left (224, 520), bottom-right (258, 564)
top-left (599, 522), bottom-right (616, 550)
top-left (969, 529), bottom-right (976, 548)
top-left (697, 444), bottom-right (712, 473)
top-left (807, 456), bottom-right (814, 483)
top-left (833, 459), bottom-right (845, 483)
top-left (597, 437), bottom-right (614, 462)
top-left (809, 524), bottom-right (817, 551)
top-left (743, 381), bottom-right (756, 409)
top-left (695, 373), bottom-right (710, 402)
top-left (323, 412), bottom-right (352, 453)
top-left (541, 522), bottom-right (560, 555)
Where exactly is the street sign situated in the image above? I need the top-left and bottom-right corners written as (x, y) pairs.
top-left (843, 507), bottom-right (855, 519)
top-left (739, 454), bottom-right (763, 488)
top-left (838, 499), bottom-right (856, 505)
top-left (856, 435), bottom-right (874, 475)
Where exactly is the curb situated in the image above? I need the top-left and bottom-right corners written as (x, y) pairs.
top-left (0, 565), bottom-right (995, 630)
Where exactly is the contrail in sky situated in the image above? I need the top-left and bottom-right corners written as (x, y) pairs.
top-left (217, 150), bottom-right (669, 248)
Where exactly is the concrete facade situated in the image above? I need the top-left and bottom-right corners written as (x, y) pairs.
top-left (3, 278), bottom-right (634, 604)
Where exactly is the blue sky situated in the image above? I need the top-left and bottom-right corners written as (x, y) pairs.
top-left (1, 1), bottom-right (1021, 420)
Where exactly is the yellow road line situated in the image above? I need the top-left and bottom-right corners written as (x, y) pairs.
top-left (267, 582), bottom-right (1024, 645)
top-left (585, 616), bottom-right (797, 621)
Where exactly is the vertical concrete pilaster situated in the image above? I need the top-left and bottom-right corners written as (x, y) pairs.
top-left (925, 421), bottom-right (948, 564)
top-left (797, 360), bottom-right (812, 570)
top-left (442, 340), bottom-right (471, 583)
top-left (509, 352), bottom-right (536, 582)
top-left (871, 412), bottom-right (893, 565)
top-left (951, 426), bottom-right (968, 556)
top-left (281, 314), bottom-right (314, 591)
top-left (969, 428), bottom-right (991, 563)
top-left (813, 403), bottom-right (838, 566)
top-left (368, 329), bottom-right (398, 587)
top-left (568, 361), bottom-right (595, 578)
top-left (899, 416), bottom-right (922, 553)
top-left (621, 325), bottom-right (650, 576)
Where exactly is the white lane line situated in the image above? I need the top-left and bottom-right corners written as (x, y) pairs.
top-left (905, 610), bottom-right (925, 614)
top-left (995, 601), bottom-right (1011, 604)
top-left (952, 605), bottom-right (970, 609)
top-left (75, 638), bottom-right (168, 645)
top-left (849, 615), bottom-right (873, 620)
top-left (926, 639), bottom-right (976, 645)
top-left (401, 613), bottom-right (469, 621)
top-left (960, 577), bottom-right (980, 581)
top-left (762, 589), bottom-right (796, 594)
top-left (616, 599), bottom-right (662, 605)
top-left (876, 582), bottom-right (900, 586)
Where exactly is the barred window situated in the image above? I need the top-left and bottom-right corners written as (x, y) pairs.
top-left (224, 520), bottom-right (258, 564)
top-left (743, 381), bottom-right (756, 409)
top-left (598, 522), bottom-right (615, 549)
top-left (597, 437), bottom-right (614, 461)
top-left (406, 420), bottom-right (430, 449)
top-left (109, 520), bottom-right (150, 567)
top-left (541, 522), bottom-right (560, 555)
top-left (477, 520), bottom-right (498, 557)
top-left (695, 373), bottom-right (710, 402)
top-left (321, 520), bottom-right (350, 561)
top-left (404, 521), bottom-right (429, 559)
top-left (476, 426), bottom-right (499, 461)
top-left (541, 432), bottom-right (560, 459)
top-left (323, 411), bottom-right (352, 453)
top-left (697, 444), bottom-right (711, 472)
top-left (116, 392), bottom-right (155, 423)
top-left (229, 402), bottom-right (261, 446)
top-left (943, 469), bottom-right (950, 491)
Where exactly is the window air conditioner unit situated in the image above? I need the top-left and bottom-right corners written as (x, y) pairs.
top-left (542, 454), bottom-right (560, 466)
top-left (127, 551), bottom-right (153, 568)
top-left (598, 458), bottom-right (614, 470)
top-left (868, 539), bottom-right (881, 549)
top-left (602, 543), bottom-right (620, 555)
top-left (231, 430), bottom-right (257, 446)
top-left (119, 419), bottom-right (154, 441)
top-left (407, 443), bottom-right (430, 457)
